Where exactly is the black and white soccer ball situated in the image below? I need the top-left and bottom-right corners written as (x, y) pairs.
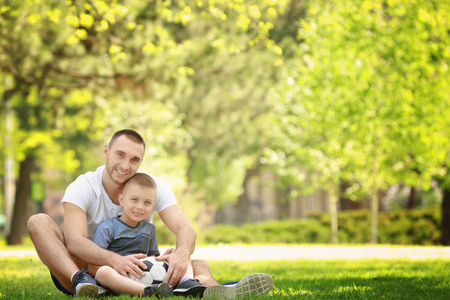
top-left (128, 256), bottom-right (169, 285)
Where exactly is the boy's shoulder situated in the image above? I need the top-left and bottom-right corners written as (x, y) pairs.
top-left (96, 216), bottom-right (120, 231)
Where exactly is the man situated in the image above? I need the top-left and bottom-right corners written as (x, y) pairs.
top-left (27, 129), bottom-right (273, 298)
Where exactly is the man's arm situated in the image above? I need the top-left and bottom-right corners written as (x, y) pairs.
top-left (63, 203), bottom-right (147, 277)
top-left (158, 205), bottom-right (197, 286)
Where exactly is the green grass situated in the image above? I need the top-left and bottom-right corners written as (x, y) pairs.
top-left (0, 257), bottom-right (449, 299)
top-left (0, 237), bottom-right (35, 250)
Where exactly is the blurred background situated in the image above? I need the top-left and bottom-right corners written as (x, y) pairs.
top-left (0, 0), bottom-right (449, 247)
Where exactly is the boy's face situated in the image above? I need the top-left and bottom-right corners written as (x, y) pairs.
top-left (118, 182), bottom-right (156, 226)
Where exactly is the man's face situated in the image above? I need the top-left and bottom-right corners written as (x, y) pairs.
top-left (104, 135), bottom-right (145, 185)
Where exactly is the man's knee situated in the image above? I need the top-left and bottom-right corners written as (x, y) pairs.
top-left (27, 213), bottom-right (59, 238)
top-left (27, 213), bottom-right (50, 232)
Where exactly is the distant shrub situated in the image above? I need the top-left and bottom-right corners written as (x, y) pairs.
top-left (199, 207), bottom-right (441, 245)
top-left (202, 219), bottom-right (330, 244)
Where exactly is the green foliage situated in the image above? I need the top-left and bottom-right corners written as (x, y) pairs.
top-left (0, 0), bottom-right (109, 182)
top-left (202, 218), bottom-right (330, 244)
top-left (201, 207), bottom-right (442, 245)
top-left (0, 0), bottom-right (289, 213)
top-left (268, 0), bottom-right (450, 198)
top-left (1, 256), bottom-right (449, 299)
top-left (1, 0), bottom-right (450, 243)
top-left (310, 207), bottom-right (441, 245)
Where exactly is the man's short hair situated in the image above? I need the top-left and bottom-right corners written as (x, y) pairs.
top-left (109, 129), bottom-right (146, 150)
top-left (125, 173), bottom-right (156, 190)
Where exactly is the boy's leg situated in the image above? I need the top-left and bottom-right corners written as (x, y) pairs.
top-left (96, 265), bottom-right (172, 297)
top-left (96, 265), bottom-right (143, 295)
top-left (27, 213), bottom-right (92, 294)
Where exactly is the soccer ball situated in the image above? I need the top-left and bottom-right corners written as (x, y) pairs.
top-left (128, 256), bottom-right (169, 285)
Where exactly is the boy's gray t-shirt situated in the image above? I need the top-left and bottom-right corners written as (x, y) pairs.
top-left (92, 217), bottom-right (160, 257)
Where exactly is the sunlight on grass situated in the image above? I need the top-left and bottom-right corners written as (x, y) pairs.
top-left (272, 286), bottom-right (313, 297)
top-left (333, 284), bottom-right (374, 297)
top-left (0, 236), bottom-right (35, 250)
top-left (0, 256), bottom-right (449, 299)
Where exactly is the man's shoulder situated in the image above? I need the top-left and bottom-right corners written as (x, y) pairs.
top-left (75, 166), bottom-right (104, 182)
top-left (136, 171), bottom-right (160, 182)
top-left (136, 172), bottom-right (171, 192)
top-left (62, 166), bottom-right (105, 210)
top-left (68, 166), bottom-right (104, 194)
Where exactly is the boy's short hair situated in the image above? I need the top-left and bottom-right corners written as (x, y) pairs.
top-left (125, 173), bottom-right (156, 190)
top-left (109, 129), bottom-right (146, 150)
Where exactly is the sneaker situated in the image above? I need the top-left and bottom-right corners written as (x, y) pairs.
top-left (72, 270), bottom-right (99, 298)
top-left (173, 279), bottom-right (207, 298)
top-left (203, 273), bottom-right (273, 299)
top-left (144, 282), bottom-right (173, 298)
top-left (98, 285), bottom-right (115, 297)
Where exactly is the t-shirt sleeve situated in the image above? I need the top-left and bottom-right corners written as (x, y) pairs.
top-left (92, 221), bottom-right (114, 249)
top-left (152, 176), bottom-right (178, 213)
top-left (61, 176), bottom-right (94, 212)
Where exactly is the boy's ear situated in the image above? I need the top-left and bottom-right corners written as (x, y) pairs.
top-left (118, 194), bottom-right (124, 206)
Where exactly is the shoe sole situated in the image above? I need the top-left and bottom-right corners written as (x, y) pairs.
top-left (98, 285), bottom-right (114, 298)
top-left (173, 285), bottom-right (207, 298)
top-left (203, 273), bottom-right (273, 299)
top-left (157, 283), bottom-right (173, 298)
top-left (76, 283), bottom-right (99, 298)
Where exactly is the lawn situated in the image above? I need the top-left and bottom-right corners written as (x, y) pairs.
top-left (0, 256), bottom-right (449, 299)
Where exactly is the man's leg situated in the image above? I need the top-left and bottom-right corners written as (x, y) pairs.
top-left (192, 259), bottom-right (219, 287)
top-left (27, 213), bottom-right (87, 294)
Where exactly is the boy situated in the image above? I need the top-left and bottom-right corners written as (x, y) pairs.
top-left (90, 173), bottom-right (206, 298)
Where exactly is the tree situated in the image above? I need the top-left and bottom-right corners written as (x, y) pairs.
top-left (0, 0), bottom-right (127, 244)
top-left (1, 0), bottom-right (291, 241)
top-left (105, 0), bottom-right (289, 227)
top-left (267, 0), bottom-right (450, 243)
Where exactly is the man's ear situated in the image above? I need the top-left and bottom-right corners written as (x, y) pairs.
top-left (103, 144), bottom-right (109, 160)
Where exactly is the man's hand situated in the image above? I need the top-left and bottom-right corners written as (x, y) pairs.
top-left (113, 253), bottom-right (148, 278)
top-left (156, 248), bottom-right (190, 286)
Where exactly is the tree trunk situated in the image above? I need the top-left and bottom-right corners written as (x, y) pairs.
top-left (7, 155), bottom-right (34, 245)
top-left (441, 187), bottom-right (450, 245)
top-left (406, 186), bottom-right (417, 209)
top-left (370, 157), bottom-right (380, 244)
top-left (234, 169), bottom-right (258, 224)
top-left (3, 97), bottom-right (15, 237)
top-left (328, 183), bottom-right (339, 244)
top-left (370, 187), bottom-right (379, 244)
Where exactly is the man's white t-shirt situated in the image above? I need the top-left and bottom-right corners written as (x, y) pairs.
top-left (61, 165), bottom-right (177, 239)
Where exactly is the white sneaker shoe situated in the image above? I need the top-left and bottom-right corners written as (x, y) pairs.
top-left (203, 273), bottom-right (273, 298)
